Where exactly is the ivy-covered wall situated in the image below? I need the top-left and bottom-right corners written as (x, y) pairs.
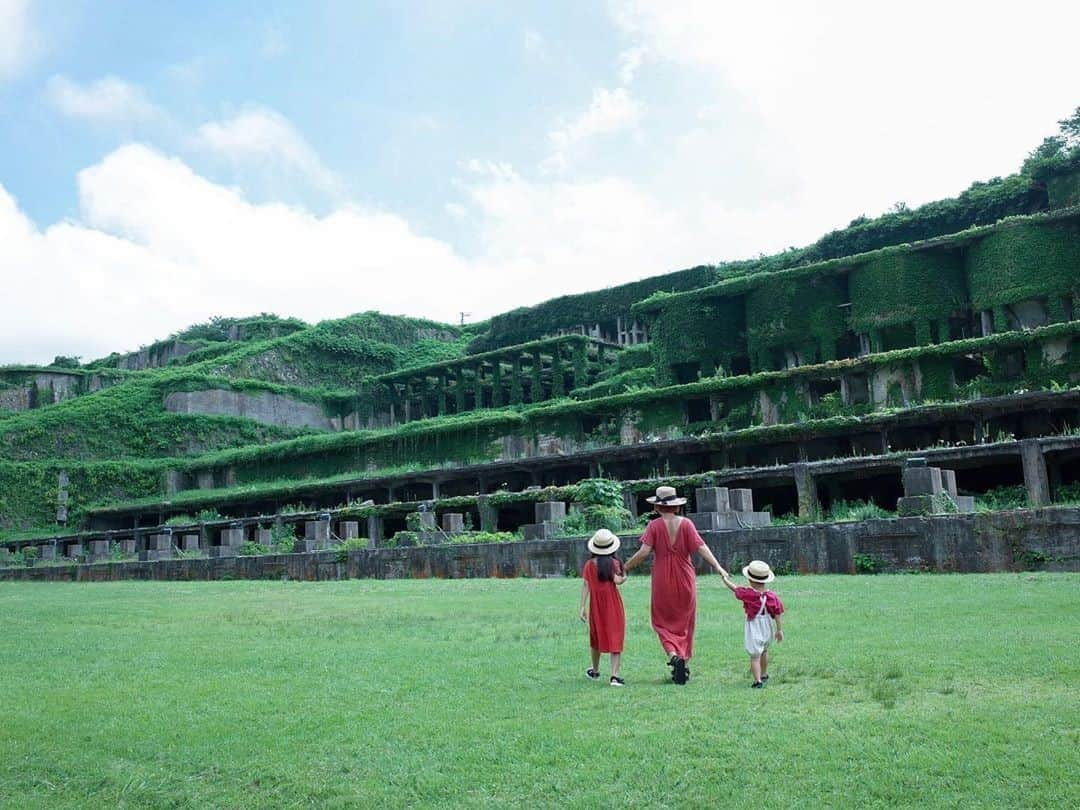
top-left (1047, 170), bottom-right (1080, 209)
top-left (746, 275), bottom-right (849, 371)
top-left (849, 251), bottom-right (968, 336)
top-left (649, 296), bottom-right (745, 384)
top-left (468, 266), bottom-right (716, 353)
top-left (965, 222), bottom-right (1080, 312)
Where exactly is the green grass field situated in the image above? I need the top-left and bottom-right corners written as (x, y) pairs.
top-left (1, 574), bottom-right (1077, 808)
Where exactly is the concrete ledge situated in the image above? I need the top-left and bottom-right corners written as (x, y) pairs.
top-left (3, 508), bottom-right (1078, 582)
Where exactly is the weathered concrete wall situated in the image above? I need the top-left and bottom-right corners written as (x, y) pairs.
top-left (163, 389), bottom-right (337, 431)
top-left (116, 340), bottom-right (200, 371)
top-left (4, 508), bottom-right (1077, 582)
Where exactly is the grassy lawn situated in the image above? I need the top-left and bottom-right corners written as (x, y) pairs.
top-left (1, 574), bottom-right (1077, 808)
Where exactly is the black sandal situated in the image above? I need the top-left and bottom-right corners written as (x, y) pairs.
top-left (672, 656), bottom-right (687, 685)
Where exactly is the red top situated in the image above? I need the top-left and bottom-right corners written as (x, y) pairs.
top-left (734, 586), bottom-right (784, 620)
top-left (583, 558), bottom-right (625, 653)
top-left (641, 517), bottom-right (705, 659)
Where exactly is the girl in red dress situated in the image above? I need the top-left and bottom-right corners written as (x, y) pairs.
top-left (623, 486), bottom-right (725, 685)
top-left (578, 529), bottom-right (627, 686)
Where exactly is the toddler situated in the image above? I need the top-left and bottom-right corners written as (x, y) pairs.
top-left (719, 560), bottom-right (784, 687)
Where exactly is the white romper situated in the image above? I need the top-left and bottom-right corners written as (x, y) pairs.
top-left (744, 590), bottom-right (774, 657)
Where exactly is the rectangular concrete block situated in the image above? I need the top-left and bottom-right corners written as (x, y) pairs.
top-left (88, 540), bottom-right (110, 560)
top-left (180, 534), bottom-right (200, 551)
top-left (953, 495), bottom-right (976, 513)
top-left (688, 511), bottom-right (771, 531)
top-left (535, 502), bottom-right (566, 523)
top-left (305, 520), bottom-right (331, 541)
top-left (148, 531), bottom-right (173, 551)
top-left (940, 469), bottom-right (958, 498)
top-left (441, 513), bottom-right (465, 534)
top-left (65, 543), bottom-right (83, 558)
top-left (695, 487), bottom-right (730, 513)
top-left (255, 528), bottom-right (274, 546)
top-left (728, 489), bottom-right (754, 512)
top-left (293, 538), bottom-right (316, 553)
top-left (219, 528), bottom-right (244, 547)
top-left (521, 523), bottom-right (551, 541)
top-left (418, 511), bottom-right (437, 530)
top-left (902, 466), bottom-right (942, 497)
top-left (339, 521), bottom-right (360, 540)
top-left (120, 539), bottom-right (137, 555)
top-left (38, 544), bottom-right (56, 561)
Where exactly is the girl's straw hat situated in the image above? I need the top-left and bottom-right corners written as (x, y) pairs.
top-left (587, 528), bottom-right (621, 555)
top-left (742, 560), bottom-right (775, 584)
top-left (645, 485), bottom-right (687, 506)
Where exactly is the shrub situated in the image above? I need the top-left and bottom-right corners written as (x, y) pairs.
top-left (240, 541), bottom-right (272, 556)
top-left (854, 553), bottom-right (885, 574)
top-left (975, 485), bottom-right (1027, 512)
top-left (829, 499), bottom-right (893, 522)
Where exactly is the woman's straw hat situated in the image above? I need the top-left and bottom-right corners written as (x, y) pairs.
top-left (587, 528), bottom-right (621, 555)
top-left (645, 485), bottom-right (687, 507)
top-left (742, 560), bottom-right (775, 584)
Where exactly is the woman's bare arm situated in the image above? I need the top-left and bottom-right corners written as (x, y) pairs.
top-left (623, 544), bottom-right (652, 571)
top-left (695, 542), bottom-right (724, 574)
top-left (579, 581), bottom-right (588, 623)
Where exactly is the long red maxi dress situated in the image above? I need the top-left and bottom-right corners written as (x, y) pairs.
top-left (641, 517), bottom-right (705, 660)
top-left (583, 558), bottom-right (626, 653)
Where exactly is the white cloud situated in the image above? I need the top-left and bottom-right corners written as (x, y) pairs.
top-left (45, 75), bottom-right (160, 124)
top-left (0, 0), bottom-right (39, 80)
top-left (0, 145), bottom-right (738, 364)
top-left (617, 45), bottom-right (647, 84)
top-left (544, 87), bottom-right (643, 173)
top-left (611, 0), bottom-right (1080, 215)
top-left (194, 107), bottom-right (341, 193)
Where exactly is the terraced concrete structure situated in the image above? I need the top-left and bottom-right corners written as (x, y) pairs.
top-left (2, 168), bottom-right (1080, 576)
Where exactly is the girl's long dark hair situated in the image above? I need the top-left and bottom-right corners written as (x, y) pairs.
top-left (594, 553), bottom-right (622, 582)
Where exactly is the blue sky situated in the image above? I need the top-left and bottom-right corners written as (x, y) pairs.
top-left (1, 0), bottom-right (1078, 364)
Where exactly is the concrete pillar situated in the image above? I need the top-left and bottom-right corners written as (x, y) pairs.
top-left (793, 463), bottom-right (819, 520)
top-left (477, 495), bottom-right (498, 533)
top-left (1020, 439), bottom-right (1051, 507)
top-left (196, 470), bottom-right (214, 489)
top-left (366, 516), bottom-right (384, 547)
top-left (39, 543), bottom-right (57, 561)
top-left (339, 521), bottom-right (360, 540)
top-left (431, 480), bottom-right (441, 500)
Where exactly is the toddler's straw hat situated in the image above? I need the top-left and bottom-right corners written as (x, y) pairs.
top-left (645, 485), bottom-right (687, 506)
top-left (587, 528), bottom-right (621, 555)
top-left (742, 560), bottom-right (775, 583)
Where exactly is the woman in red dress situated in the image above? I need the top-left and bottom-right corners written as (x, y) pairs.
top-left (579, 529), bottom-right (627, 686)
top-left (623, 486), bottom-right (725, 684)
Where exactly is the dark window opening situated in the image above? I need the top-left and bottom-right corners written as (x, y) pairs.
top-left (671, 362), bottom-right (701, 384)
top-left (685, 398), bottom-right (711, 424)
top-left (949, 313), bottom-right (975, 341)
top-left (952, 354), bottom-right (987, 385)
top-left (844, 373), bottom-right (870, 405)
top-left (579, 414), bottom-right (605, 436)
top-left (808, 378), bottom-right (841, 402)
top-left (729, 355), bottom-right (751, 375)
top-left (880, 323), bottom-right (917, 351)
top-left (994, 349), bottom-right (1026, 380)
top-left (835, 330), bottom-right (861, 360)
top-left (816, 472), bottom-right (902, 514)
